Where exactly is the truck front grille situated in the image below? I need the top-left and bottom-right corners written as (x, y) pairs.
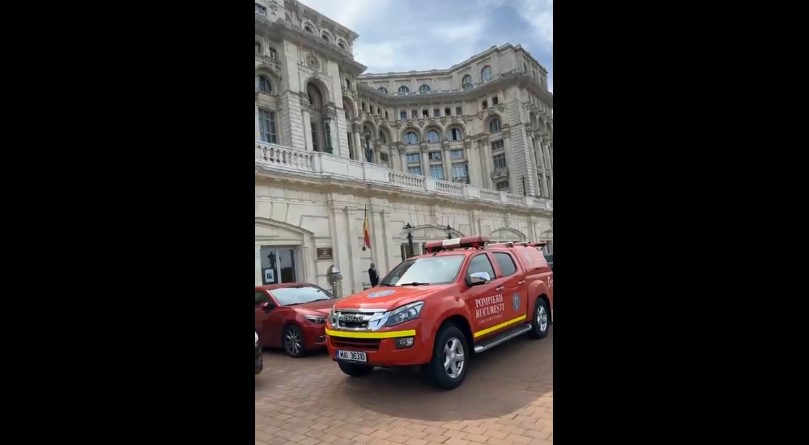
top-left (332, 338), bottom-right (381, 351)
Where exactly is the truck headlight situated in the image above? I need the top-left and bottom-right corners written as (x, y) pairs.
top-left (385, 301), bottom-right (424, 327)
top-left (304, 314), bottom-right (326, 324)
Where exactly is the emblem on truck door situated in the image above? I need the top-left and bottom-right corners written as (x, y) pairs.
top-left (513, 293), bottom-right (520, 311)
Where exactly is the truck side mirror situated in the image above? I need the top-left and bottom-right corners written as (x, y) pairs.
top-left (466, 271), bottom-right (491, 287)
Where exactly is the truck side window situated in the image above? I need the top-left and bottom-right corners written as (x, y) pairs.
top-left (255, 291), bottom-right (269, 304)
top-left (467, 254), bottom-right (496, 278)
top-left (493, 252), bottom-right (518, 277)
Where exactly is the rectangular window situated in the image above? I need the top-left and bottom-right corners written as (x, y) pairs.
top-left (429, 151), bottom-right (442, 161)
top-left (430, 165), bottom-right (445, 180)
top-left (493, 153), bottom-right (507, 169)
top-left (422, 109), bottom-right (429, 118)
top-left (495, 181), bottom-right (509, 191)
top-left (492, 96), bottom-right (499, 105)
top-left (255, 42), bottom-right (261, 55)
top-left (455, 107), bottom-right (462, 116)
top-left (406, 153), bottom-right (420, 164)
top-left (445, 108), bottom-right (451, 116)
top-left (380, 152), bottom-right (389, 162)
top-left (258, 109), bottom-right (277, 143)
top-left (408, 166), bottom-right (422, 176)
top-left (450, 149), bottom-right (464, 160)
top-left (491, 140), bottom-right (504, 151)
top-left (269, 48), bottom-right (277, 59)
top-left (452, 163), bottom-right (467, 180)
top-left (400, 111), bottom-right (407, 120)
top-left (385, 111), bottom-right (389, 120)
top-left (482, 100), bottom-right (488, 110)
top-left (433, 109), bottom-right (440, 117)
top-left (412, 110), bottom-right (418, 119)
top-left (370, 105), bottom-right (374, 114)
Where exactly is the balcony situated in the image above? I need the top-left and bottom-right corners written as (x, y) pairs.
top-left (490, 167), bottom-right (509, 180)
top-left (255, 141), bottom-right (552, 212)
top-left (254, 54), bottom-right (282, 77)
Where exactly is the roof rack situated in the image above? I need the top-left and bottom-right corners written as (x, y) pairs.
top-left (424, 236), bottom-right (489, 253)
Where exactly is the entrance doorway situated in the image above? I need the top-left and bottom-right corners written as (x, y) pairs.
top-left (260, 247), bottom-right (299, 284)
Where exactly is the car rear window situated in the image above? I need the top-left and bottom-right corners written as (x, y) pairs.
top-left (493, 252), bottom-right (518, 277)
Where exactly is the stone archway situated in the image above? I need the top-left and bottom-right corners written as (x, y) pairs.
top-left (489, 227), bottom-right (526, 242)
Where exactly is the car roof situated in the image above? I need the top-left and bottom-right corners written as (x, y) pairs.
top-left (255, 282), bottom-right (318, 291)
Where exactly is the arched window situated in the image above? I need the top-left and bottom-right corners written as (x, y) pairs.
top-left (257, 75), bottom-right (272, 93)
top-left (322, 34), bottom-right (330, 42)
top-left (419, 84), bottom-right (431, 93)
top-left (448, 127), bottom-right (463, 141)
top-left (404, 131), bottom-right (418, 145)
top-left (489, 118), bottom-right (502, 133)
top-left (426, 130), bottom-right (440, 143)
top-left (398, 85), bottom-right (410, 95)
top-left (481, 65), bottom-right (492, 82)
top-left (338, 41), bottom-right (346, 49)
top-left (304, 25), bottom-right (313, 33)
top-left (462, 75), bottom-right (473, 90)
top-left (378, 86), bottom-right (388, 94)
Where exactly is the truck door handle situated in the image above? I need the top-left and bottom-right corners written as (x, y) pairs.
top-left (518, 280), bottom-right (525, 285)
top-left (496, 286), bottom-right (505, 291)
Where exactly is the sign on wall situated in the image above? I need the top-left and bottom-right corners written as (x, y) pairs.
top-left (263, 268), bottom-right (276, 284)
top-left (317, 247), bottom-right (333, 260)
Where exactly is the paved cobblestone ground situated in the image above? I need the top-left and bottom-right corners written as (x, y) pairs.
top-left (255, 330), bottom-right (552, 445)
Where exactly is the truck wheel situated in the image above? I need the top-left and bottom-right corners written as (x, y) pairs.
top-left (338, 362), bottom-right (374, 377)
top-left (528, 298), bottom-right (551, 339)
top-left (426, 325), bottom-right (468, 390)
top-left (283, 325), bottom-right (306, 358)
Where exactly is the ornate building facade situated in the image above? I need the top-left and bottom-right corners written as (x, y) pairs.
top-left (254, 0), bottom-right (553, 294)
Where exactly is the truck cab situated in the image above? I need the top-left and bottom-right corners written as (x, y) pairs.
top-left (325, 236), bottom-right (553, 389)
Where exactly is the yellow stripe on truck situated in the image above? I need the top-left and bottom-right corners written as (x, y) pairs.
top-left (325, 328), bottom-right (416, 339)
top-left (473, 315), bottom-right (527, 338)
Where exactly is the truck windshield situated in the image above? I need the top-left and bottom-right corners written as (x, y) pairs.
top-left (380, 255), bottom-right (465, 286)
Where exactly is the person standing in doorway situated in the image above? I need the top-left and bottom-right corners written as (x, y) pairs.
top-left (368, 263), bottom-right (379, 287)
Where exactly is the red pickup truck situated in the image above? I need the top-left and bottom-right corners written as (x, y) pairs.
top-left (325, 236), bottom-right (553, 389)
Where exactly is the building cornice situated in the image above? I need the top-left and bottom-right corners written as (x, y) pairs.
top-left (357, 71), bottom-right (553, 107)
top-left (255, 13), bottom-right (367, 75)
top-left (359, 43), bottom-right (549, 78)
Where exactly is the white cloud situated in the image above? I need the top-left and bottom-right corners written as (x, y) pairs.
top-left (296, 0), bottom-right (388, 29)
top-left (513, 0), bottom-right (553, 52)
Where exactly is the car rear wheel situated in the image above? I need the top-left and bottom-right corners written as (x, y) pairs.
top-left (338, 362), bottom-right (374, 377)
top-left (283, 325), bottom-right (306, 358)
top-left (426, 324), bottom-right (468, 390)
top-left (528, 298), bottom-right (551, 339)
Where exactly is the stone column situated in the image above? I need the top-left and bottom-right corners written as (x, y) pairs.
top-left (441, 140), bottom-right (452, 181)
top-left (419, 142), bottom-right (429, 176)
top-left (479, 136), bottom-right (492, 189)
top-left (502, 128), bottom-right (516, 194)
top-left (463, 139), bottom-right (474, 185)
top-left (352, 122), bottom-right (362, 161)
top-left (254, 245), bottom-right (262, 286)
top-left (397, 143), bottom-right (407, 172)
top-left (302, 110), bottom-right (314, 151)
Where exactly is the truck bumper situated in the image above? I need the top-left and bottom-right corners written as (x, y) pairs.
top-left (325, 323), bottom-right (432, 366)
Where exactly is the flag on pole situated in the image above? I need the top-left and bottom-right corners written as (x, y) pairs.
top-left (363, 205), bottom-right (371, 251)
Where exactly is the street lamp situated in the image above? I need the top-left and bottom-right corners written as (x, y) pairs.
top-left (445, 225), bottom-right (453, 239)
top-left (403, 222), bottom-right (415, 258)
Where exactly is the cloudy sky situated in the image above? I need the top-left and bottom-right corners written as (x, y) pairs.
top-left (298, 0), bottom-right (553, 92)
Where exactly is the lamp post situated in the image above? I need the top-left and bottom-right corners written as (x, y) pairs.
top-left (445, 225), bottom-right (453, 239)
top-left (403, 222), bottom-right (415, 258)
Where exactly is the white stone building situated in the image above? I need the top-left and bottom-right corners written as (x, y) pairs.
top-left (254, 0), bottom-right (553, 294)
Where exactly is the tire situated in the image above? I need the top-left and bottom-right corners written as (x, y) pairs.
top-left (338, 361), bottom-right (374, 377)
top-left (426, 324), bottom-right (469, 390)
top-left (282, 325), bottom-right (306, 358)
top-left (528, 298), bottom-right (551, 339)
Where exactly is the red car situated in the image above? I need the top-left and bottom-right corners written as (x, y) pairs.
top-left (255, 283), bottom-right (337, 358)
